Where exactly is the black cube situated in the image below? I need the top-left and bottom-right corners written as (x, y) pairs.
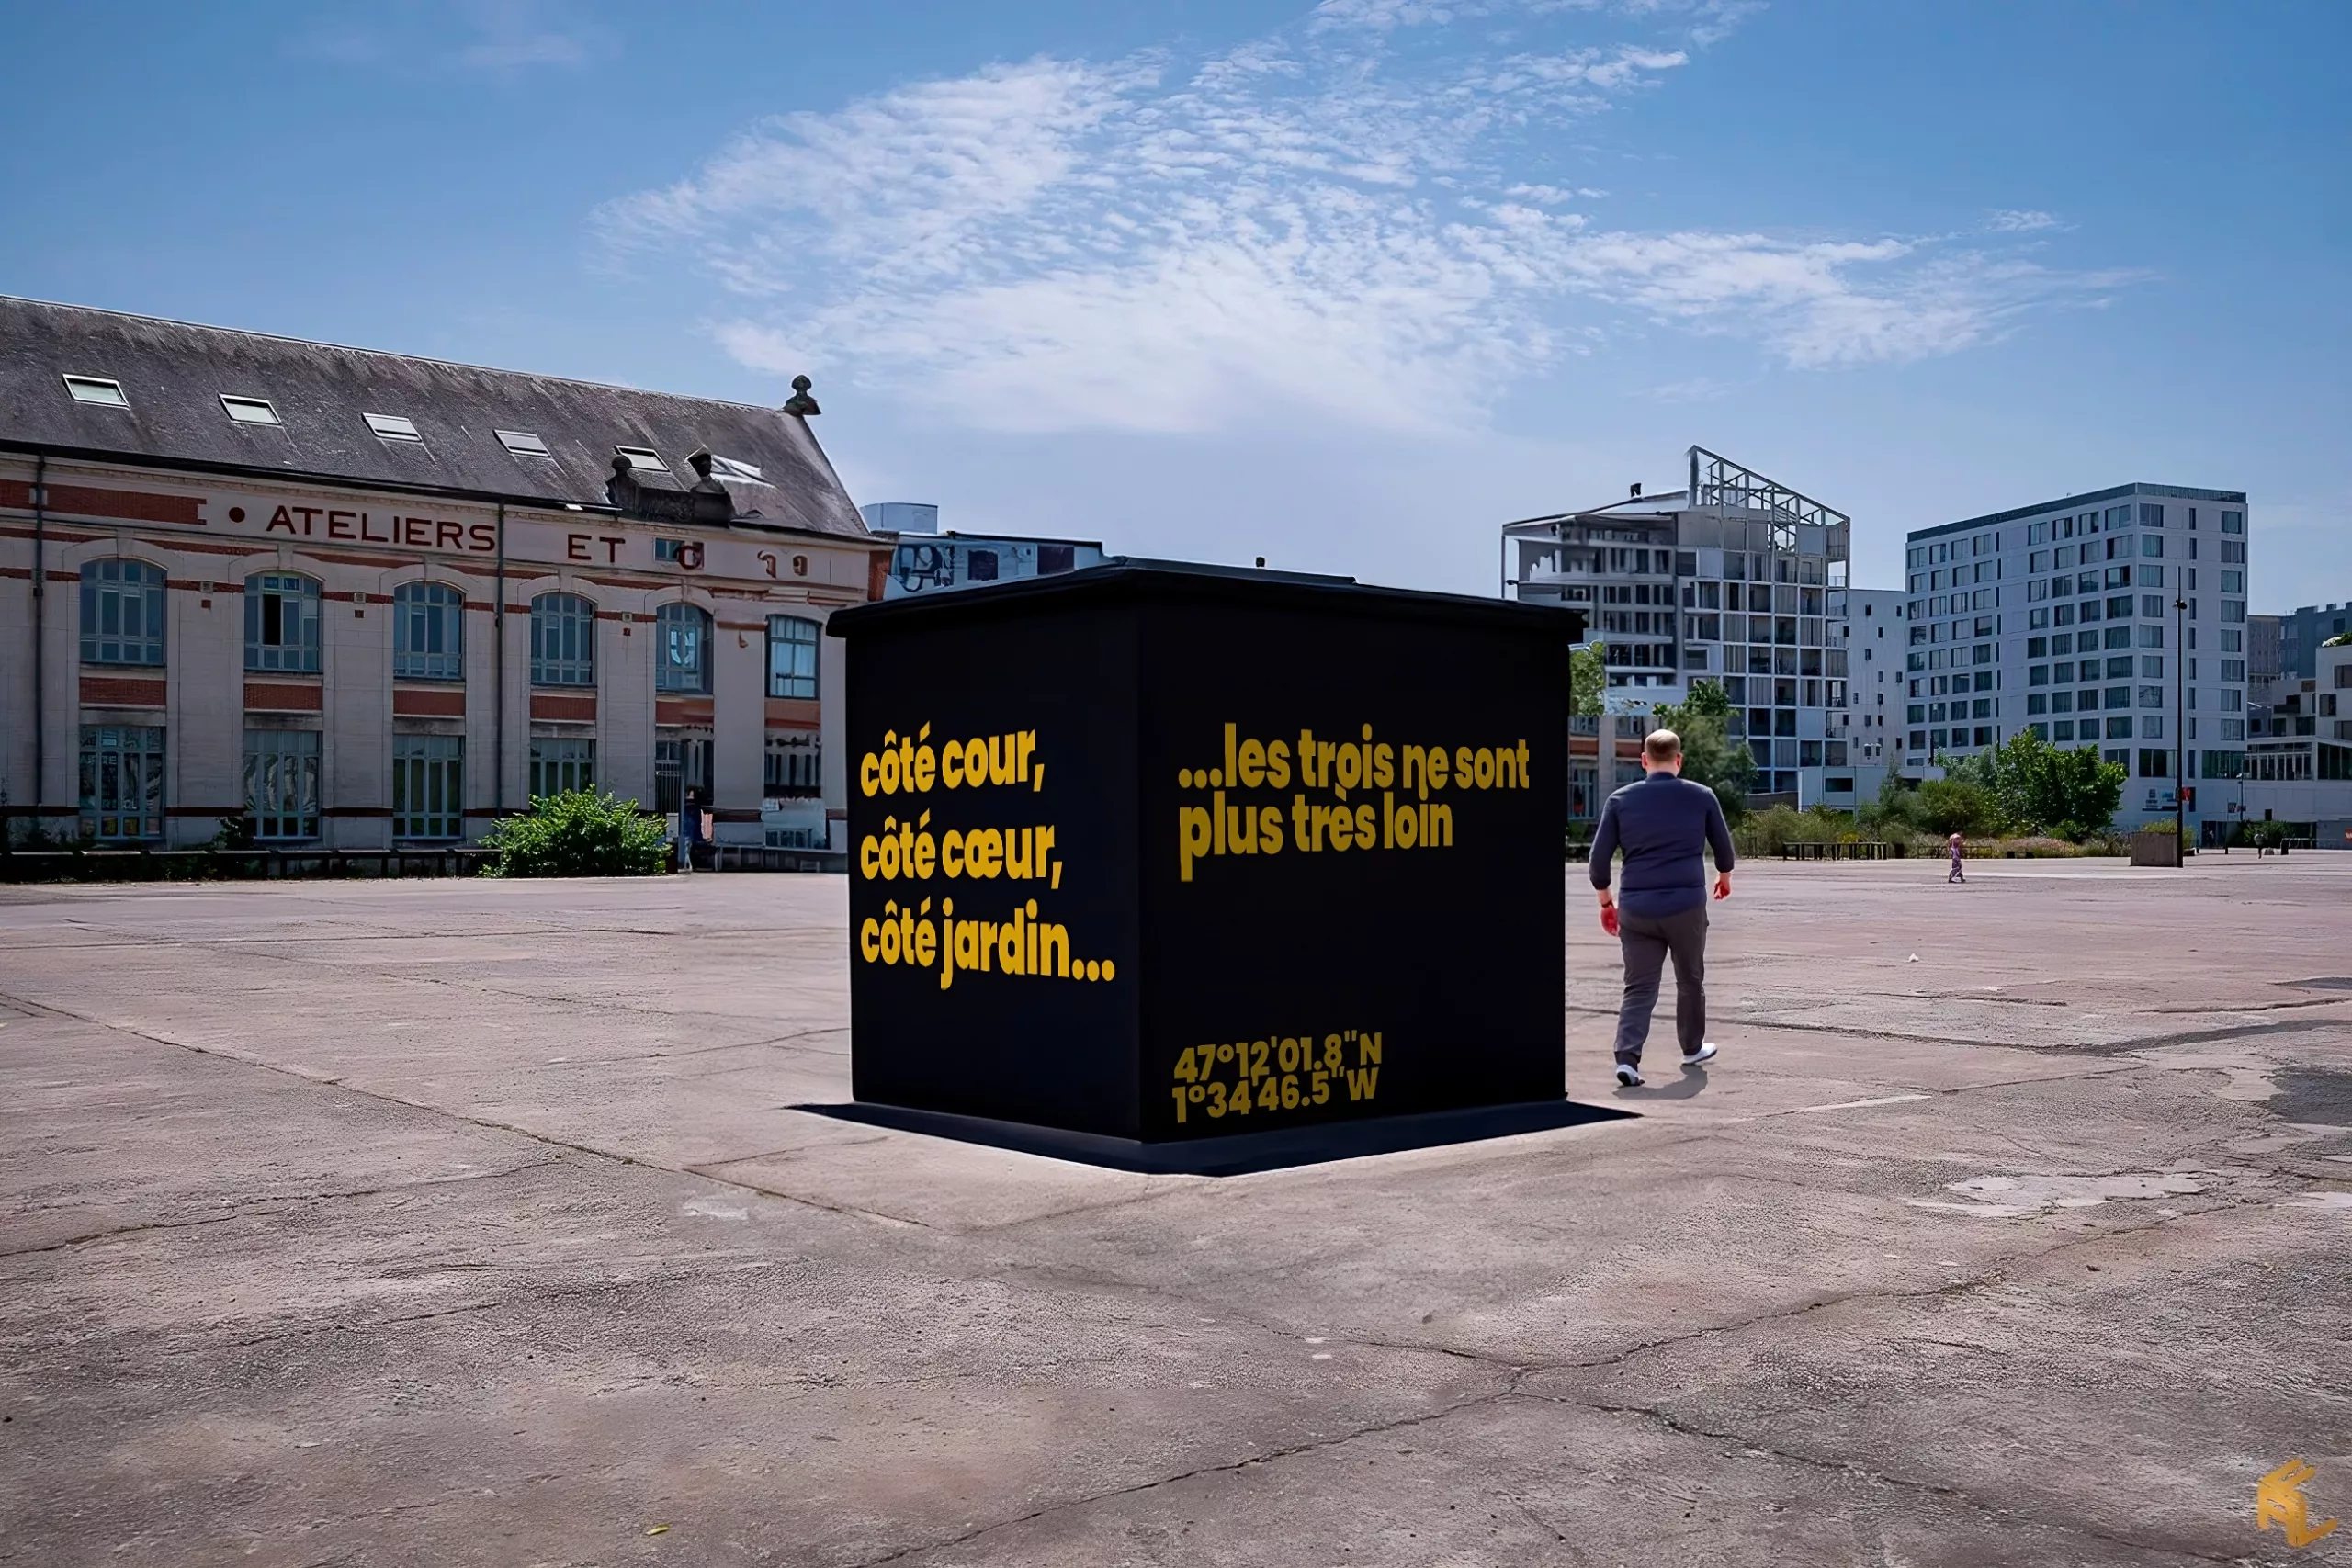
top-left (825, 560), bottom-right (1598, 1174)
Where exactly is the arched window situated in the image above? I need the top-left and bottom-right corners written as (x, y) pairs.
top-left (80, 558), bottom-right (165, 666)
top-left (393, 581), bottom-right (464, 680)
top-left (531, 593), bottom-right (595, 686)
top-left (656, 602), bottom-right (710, 694)
top-left (245, 573), bottom-right (322, 671)
top-left (766, 615), bottom-right (820, 699)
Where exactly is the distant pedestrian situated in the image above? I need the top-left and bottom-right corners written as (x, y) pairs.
top-left (1946, 831), bottom-right (1966, 884)
top-left (678, 790), bottom-right (705, 874)
top-left (1589, 728), bottom-right (1736, 1089)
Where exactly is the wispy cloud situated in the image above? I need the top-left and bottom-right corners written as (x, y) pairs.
top-left (1985, 208), bottom-right (2063, 232)
top-left (1506, 183), bottom-right (1608, 202)
top-left (288, 0), bottom-right (611, 75)
top-left (604, 3), bottom-right (2130, 434)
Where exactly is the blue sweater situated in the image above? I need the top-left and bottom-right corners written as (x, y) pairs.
top-left (1589, 773), bottom-right (1736, 918)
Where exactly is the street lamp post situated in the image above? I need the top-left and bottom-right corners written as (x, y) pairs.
top-left (2175, 590), bottom-right (2188, 851)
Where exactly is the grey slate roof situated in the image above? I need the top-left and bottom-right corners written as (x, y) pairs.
top-left (0, 296), bottom-right (869, 539)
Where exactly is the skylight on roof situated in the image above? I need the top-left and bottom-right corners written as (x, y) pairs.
top-left (62, 375), bottom-right (129, 407)
top-left (709, 455), bottom-right (766, 483)
top-left (220, 395), bottom-right (281, 426)
top-left (497, 429), bottom-right (551, 457)
top-left (365, 412), bottom-right (422, 442)
top-left (614, 446), bottom-right (669, 477)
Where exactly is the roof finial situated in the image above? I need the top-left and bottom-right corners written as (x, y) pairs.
top-left (783, 374), bottom-right (820, 417)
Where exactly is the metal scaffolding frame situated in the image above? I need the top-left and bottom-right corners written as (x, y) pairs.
top-left (1686, 446), bottom-right (1850, 546)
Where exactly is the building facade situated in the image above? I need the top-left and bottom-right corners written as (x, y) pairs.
top-left (2247, 613), bottom-right (2295, 710)
top-left (2232, 638), bottom-right (2352, 846)
top-left (861, 503), bottom-right (1106, 600)
top-left (1840, 587), bottom-right (1908, 774)
top-left (1901, 483), bottom-right (2248, 832)
top-left (2278, 601), bottom-right (2351, 682)
top-left (1505, 447), bottom-right (1864, 807)
top-left (2, 299), bottom-right (886, 855)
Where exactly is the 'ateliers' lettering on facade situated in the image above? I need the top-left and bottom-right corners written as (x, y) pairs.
top-left (264, 504), bottom-right (496, 554)
top-left (38, 486), bottom-right (812, 581)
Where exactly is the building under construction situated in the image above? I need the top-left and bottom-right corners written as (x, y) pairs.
top-left (1502, 447), bottom-right (1885, 812)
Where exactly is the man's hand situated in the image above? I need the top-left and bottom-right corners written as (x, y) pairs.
top-left (1600, 902), bottom-right (1620, 936)
top-left (1713, 871), bottom-right (1733, 901)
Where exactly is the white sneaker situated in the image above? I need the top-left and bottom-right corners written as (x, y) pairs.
top-left (1681, 1043), bottom-right (1718, 1067)
top-left (1614, 1062), bottom-right (1643, 1088)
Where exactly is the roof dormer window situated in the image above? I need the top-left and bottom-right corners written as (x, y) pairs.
top-left (62, 375), bottom-right (129, 407)
top-left (220, 395), bottom-right (281, 425)
top-left (614, 445), bottom-right (668, 477)
top-left (497, 429), bottom-right (551, 457)
top-left (365, 412), bottom-right (422, 442)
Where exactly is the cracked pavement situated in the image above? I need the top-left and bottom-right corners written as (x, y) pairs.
top-left (2, 857), bottom-right (2349, 1566)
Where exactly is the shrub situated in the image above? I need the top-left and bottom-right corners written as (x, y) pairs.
top-left (1734, 804), bottom-right (1860, 858)
top-left (1914, 778), bottom-right (2003, 838)
top-left (480, 789), bottom-right (672, 878)
top-left (1998, 836), bottom-right (2087, 858)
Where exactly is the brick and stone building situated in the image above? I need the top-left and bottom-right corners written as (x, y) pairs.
top-left (1, 299), bottom-right (886, 854)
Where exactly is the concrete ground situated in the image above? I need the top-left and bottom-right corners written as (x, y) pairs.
top-left (3, 858), bottom-right (2350, 1568)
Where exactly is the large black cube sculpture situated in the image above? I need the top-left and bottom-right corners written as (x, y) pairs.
top-left (825, 560), bottom-right (1601, 1174)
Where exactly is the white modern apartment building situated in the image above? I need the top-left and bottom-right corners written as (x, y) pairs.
top-left (2231, 637), bottom-right (2352, 846)
top-left (1840, 587), bottom-right (1907, 774)
top-left (1505, 447), bottom-right (1869, 807)
top-left (860, 503), bottom-right (1107, 600)
top-left (1901, 483), bottom-right (2249, 832)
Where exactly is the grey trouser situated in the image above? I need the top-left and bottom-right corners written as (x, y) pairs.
top-left (1614, 904), bottom-right (1708, 1064)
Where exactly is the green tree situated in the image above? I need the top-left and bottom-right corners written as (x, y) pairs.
top-left (480, 789), bottom-right (673, 878)
top-left (1857, 773), bottom-right (1924, 837)
top-left (1571, 641), bottom-right (1606, 718)
top-left (1679, 679), bottom-right (1733, 720)
top-left (1655, 679), bottom-right (1756, 819)
top-left (1931, 730), bottom-right (2124, 840)
top-left (1914, 777), bottom-right (2002, 837)
top-left (2007, 734), bottom-right (2125, 839)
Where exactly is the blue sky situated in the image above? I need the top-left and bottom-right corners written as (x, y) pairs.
top-left (4, 1), bottom-right (2345, 607)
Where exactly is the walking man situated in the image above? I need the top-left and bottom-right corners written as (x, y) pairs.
top-left (1946, 831), bottom-right (1966, 883)
top-left (1589, 728), bottom-right (1736, 1088)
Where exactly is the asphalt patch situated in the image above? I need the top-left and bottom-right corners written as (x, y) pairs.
top-left (2273, 1069), bottom-right (2352, 1126)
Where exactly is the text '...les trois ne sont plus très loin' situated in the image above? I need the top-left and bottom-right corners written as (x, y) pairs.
top-left (854, 721), bottom-right (1534, 994)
